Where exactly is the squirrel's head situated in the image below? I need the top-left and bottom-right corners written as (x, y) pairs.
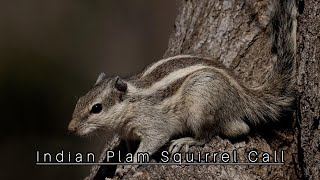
top-left (68, 73), bottom-right (128, 136)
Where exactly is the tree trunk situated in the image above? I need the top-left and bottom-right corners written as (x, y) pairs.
top-left (86, 0), bottom-right (319, 179)
top-left (297, 0), bottom-right (320, 179)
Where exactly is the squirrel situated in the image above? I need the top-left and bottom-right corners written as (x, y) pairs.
top-left (68, 0), bottom-right (302, 177)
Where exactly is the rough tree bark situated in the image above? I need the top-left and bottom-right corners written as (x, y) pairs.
top-left (85, 0), bottom-right (318, 179)
top-left (297, 0), bottom-right (320, 179)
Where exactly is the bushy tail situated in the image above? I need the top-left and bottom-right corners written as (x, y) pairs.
top-left (266, 0), bottom-right (297, 96)
top-left (247, 0), bottom-right (298, 124)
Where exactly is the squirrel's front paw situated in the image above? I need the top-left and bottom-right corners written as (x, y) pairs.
top-left (115, 165), bottom-right (137, 177)
top-left (169, 137), bottom-right (206, 154)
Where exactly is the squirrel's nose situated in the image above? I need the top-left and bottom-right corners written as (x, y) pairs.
top-left (68, 120), bottom-right (78, 133)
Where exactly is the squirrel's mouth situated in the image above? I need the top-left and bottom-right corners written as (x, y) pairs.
top-left (68, 120), bottom-right (99, 136)
top-left (76, 125), bottom-right (98, 136)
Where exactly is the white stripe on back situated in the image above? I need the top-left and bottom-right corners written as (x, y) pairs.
top-left (140, 64), bottom-right (209, 95)
top-left (142, 55), bottom-right (195, 77)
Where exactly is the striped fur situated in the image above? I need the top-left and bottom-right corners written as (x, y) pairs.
top-left (141, 54), bottom-right (196, 77)
top-left (68, 0), bottom-right (299, 175)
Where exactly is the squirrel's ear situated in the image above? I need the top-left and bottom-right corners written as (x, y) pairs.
top-left (95, 73), bottom-right (106, 85)
top-left (115, 76), bottom-right (127, 92)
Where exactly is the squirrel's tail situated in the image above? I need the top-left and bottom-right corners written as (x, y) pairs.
top-left (267, 0), bottom-right (297, 95)
top-left (247, 0), bottom-right (298, 124)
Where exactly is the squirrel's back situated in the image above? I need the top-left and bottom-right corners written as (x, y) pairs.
top-left (121, 0), bottom-right (298, 139)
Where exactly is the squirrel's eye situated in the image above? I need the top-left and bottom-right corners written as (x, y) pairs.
top-left (90, 104), bottom-right (102, 114)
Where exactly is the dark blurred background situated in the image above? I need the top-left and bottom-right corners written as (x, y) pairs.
top-left (0, 1), bottom-right (178, 179)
